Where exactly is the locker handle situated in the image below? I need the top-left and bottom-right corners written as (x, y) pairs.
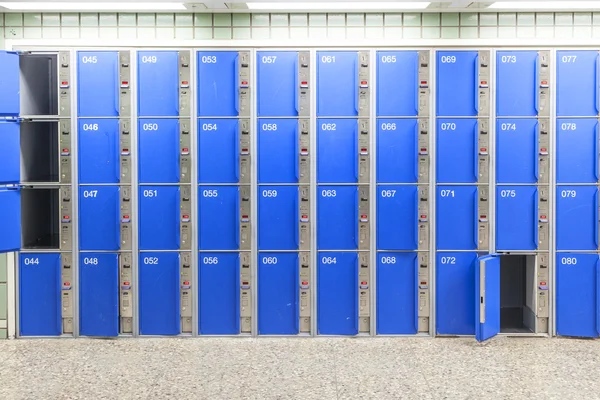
top-left (413, 121), bottom-right (419, 182)
top-left (235, 54), bottom-right (240, 115)
top-left (534, 121), bottom-right (539, 182)
top-left (294, 56), bottom-right (299, 115)
top-left (355, 188), bottom-right (359, 249)
top-left (294, 121), bottom-right (299, 182)
top-left (473, 189), bottom-right (479, 250)
top-left (235, 120), bottom-right (240, 182)
top-left (236, 190), bottom-right (240, 248)
top-left (235, 255), bottom-right (241, 334)
top-left (354, 257), bottom-right (359, 334)
top-left (473, 122), bottom-right (479, 182)
top-left (114, 57), bottom-right (120, 116)
top-left (534, 54), bottom-right (539, 115)
top-left (414, 256), bottom-right (419, 333)
top-left (294, 254), bottom-right (300, 334)
top-left (354, 57), bottom-right (359, 114)
top-left (294, 188), bottom-right (299, 249)
top-left (596, 258), bottom-right (600, 336)
top-left (55, 255), bottom-right (62, 334)
top-left (595, 123), bottom-right (599, 182)
top-left (414, 188), bottom-right (419, 249)
top-left (533, 187), bottom-right (539, 250)
top-left (595, 190), bottom-right (599, 249)
top-left (474, 54), bottom-right (479, 115)
top-left (354, 121), bottom-right (359, 182)
top-left (175, 187), bottom-right (181, 248)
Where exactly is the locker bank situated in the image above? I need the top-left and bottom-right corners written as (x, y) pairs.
top-left (1, 45), bottom-right (600, 342)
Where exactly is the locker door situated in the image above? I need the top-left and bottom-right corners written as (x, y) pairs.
top-left (317, 51), bottom-right (358, 117)
top-left (318, 186), bottom-right (357, 250)
top-left (436, 186), bottom-right (477, 250)
top-left (78, 119), bottom-right (120, 184)
top-left (0, 51), bottom-right (19, 116)
top-left (139, 186), bottom-right (180, 251)
top-left (0, 121), bottom-right (20, 184)
top-left (79, 186), bottom-right (120, 251)
top-left (138, 119), bottom-right (180, 183)
top-left (557, 119), bottom-right (598, 183)
top-left (137, 51), bottom-right (179, 117)
top-left (475, 254), bottom-right (500, 342)
top-left (377, 186), bottom-right (417, 250)
top-left (198, 119), bottom-right (239, 183)
top-left (259, 119), bottom-right (298, 183)
top-left (77, 51), bottom-right (119, 117)
top-left (198, 51), bottom-right (238, 117)
top-left (317, 119), bottom-right (358, 183)
top-left (19, 253), bottom-right (61, 336)
top-left (199, 186), bottom-right (239, 250)
top-left (199, 252), bottom-right (239, 334)
top-left (557, 186), bottom-right (598, 251)
top-left (139, 252), bottom-right (180, 335)
top-left (79, 253), bottom-right (119, 337)
top-left (496, 186), bottom-right (538, 251)
top-left (496, 51), bottom-right (537, 117)
top-left (556, 253), bottom-right (599, 338)
top-left (436, 51), bottom-right (478, 116)
top-left (557, 51), bottom-right (599, 117)
top-left (259, 186), bottom-right (298, 250)
top-left (318, 252), bottom-right (358, 335)
top-left (377, 51), bottom-right (418, 116)
top-left (436, 252), bottom-right (477, 335)
top-left (259, 252), bottom-right (299, 334)
top-left (0, 187), bottom-right (21, 252)
top-left (376, 252), bottom-right (417, 334)
top-left (496, 119), bottom-right (538, 183)
top-left (376, 119), bottom-right (418, 183)
top-left (436, 119), bottom-right (478, 183)
top-left (258, 51), bottom-right (298, 117)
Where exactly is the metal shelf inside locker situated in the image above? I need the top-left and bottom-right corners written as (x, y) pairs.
top-left (20, 54), bottom-right (59, 117)
top-left (21, 187), bottom-right (61, 250)
top-left (20, 121), bottom-right (60, 183)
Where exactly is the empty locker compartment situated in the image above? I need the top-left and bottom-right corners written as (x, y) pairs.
top-left (0, 121), bottom-right (20, 184)
top-left (317, 119), bottom-right (359, 184)
top-left (138, 119), bottom-right (180, 184)
top-left (377, 252), bottom-right (418, 335)
top-left (199, 186), bottom-right (240, 250)
top-left (258, 252), bottom-right (299, 335)
top-left (259, 119), bottom-right (299, 184)
top-left (257, 51), bottom-right (299, 117)
top-left (556, 186), bottom-right (598, 250)
top-left (259, 186), bottom-right (298, 250)
top-left (557, 51), bottom-right (598, 117)
top-left (198, 119), bottom-right (239, 184)
top-left (139, 186), bottom-right (180, 251)
top-left (19, 53), bottom-right (59, 116)
top-left (137, 51), bottom-right (179, 117)
top-left (79, 253), bottom-right (119, 337)
top-left (77, 51), bottom-right (120, 117)
top-left (436, 186), bottom-right (477, 250)
top-left (556, 253), bottom-right (599, 338)
top-left (139, 252), bottom-right (180, 335)
top-left (0, 187), bottom-right (21, 252)
top-left (557, 119), bottom-right (599, 183)
top-left (197, 51), bottom-right (240, 117)
top-left (436, 51), bottom-right (478, 117)
top-left (20, 121), bottom-right (60, 183)
top-left (199, 252), bottom-right (240, 335)
top-left (317, 51), bottom-right (359, 117)
top-left (19, 253), bottom-right (61, 336)
top-left (496, 186), bottom-right (538, 251)
top-left (78, 119), bottom-right (120, 184)
top-left (79, 186), bottom-right (120, 251)
top-left (377, 51), bottom-right (419, 117)
top-left (377, 186), bottom-right (417, 250)
top-left (436, 119), bottom-right (478, 183)
top-left (496, 119), bottom-right (539, 183)
top-left (496, 51), bottom-right (538, 117)
top-left (377, 119), bottom-right (419, 183)
top-left (317, 186), bottom-right (357, 250)
top-left (21, 188), bottom-right (60, 249)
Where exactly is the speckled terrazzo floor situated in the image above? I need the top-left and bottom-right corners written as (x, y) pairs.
top-left (0, 337), bottom-right (599, 400)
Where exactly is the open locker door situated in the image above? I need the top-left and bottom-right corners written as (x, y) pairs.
top-left (475, 254), bottom-right (500, 342)
top-left (0, 51), bottom-right (21, 252)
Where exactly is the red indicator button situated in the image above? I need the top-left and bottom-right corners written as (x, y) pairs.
top-left (62, 148), bottom-right (69, 153)
top-left (183, 214), bottom-right (189, 219)
top-left (123, 148), bottom-right (129, 152)
top-left (183, 281), bottom-right (190, 285)
top-left (361, 148), bottom-right (367, 152)
top-left (481, 148), bottom-right (487, 152)
top-left (122, 81), bottom-right (129, 85)
top-left (61, 81), bottom-right (68, 85)
top-left (541, 215), bottom-right (547, 219)
top-left (361, 214), bottom-right (367, 219)
top-left (242, 215), bottom-right (248, 219)
top-left (421, 81), bottom-right (427, 85)
top-left (361, 81), bottom-right (367, 85)
top-left (542, 80), bottom-right (548, 85)
top-left (541, 281), bottom-right (547, 286)
top-left (64, 215), bottom-right (70, 219)
top-left (302, 215), bottom-right (308, 219)
top-left (302, 281), bottom-right (309, 285)
top-left (242, 281), bottom-right (249, 285)
top-left (361, 281), bottom-right (368, 285)
top-left (242, 81), bottom-right (248, 85)
top-left (420, 215), bottom-right (427, 219)
top-left (421, 281), bottom-right (427, 285)
top-left (123, 215), bottom-right (130, 219)
top-left (301, 81), bottom-right (308, 85)
top-left (123, 281), bottom-right (130, 286)
top-left (182, 81), bottom-right (189, 85)
top-left (64, 282), bottom-right (70, 286)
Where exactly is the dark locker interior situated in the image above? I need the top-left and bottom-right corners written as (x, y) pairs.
top-left (19, 53), bottom-right (58, 116)
top-left (499, 255), bottom-right (536, 333)
top-left (20, 121), bottom-right (59, 183)
top-left (21, 188), bottom-right (60, 249)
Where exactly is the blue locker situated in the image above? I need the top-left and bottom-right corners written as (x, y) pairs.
top-left (436, 186), bottom-right (477, 250)
top-left (198, 119), bottom-right (239, 183)
top-left (436, 119), bottom-right (478, 183)
top-left (436, 252), bottom-right (477, 335)
top-left (496, 119), bottom-right (538, 183)
top-left (137, 51), bottom-right (179, 117)
top-left (377, 185), bottom-right (417, 250)
top-left (258, 119), bottom-right (298, 183)
top-left (496, 51), bottom-right (538, 116)
top-left (259, 186), bottom-right (298, 251)
top-left (138, 119), bottom-right (180, 183)
top-left (199, 252), bottom-right (239, 334)
top-left (436, 51), bottom-right (478, 116)
top-left (557, 119), bottom-right (598, 183)
top-left (19, 253), bottom-right (61, 336)
top-left (0, 51), bottom-right (19, 116)
top-left (557, 186), bottom-right (598, 251)
top-left (79, 186), bottom-right (120, 251)
top-left (77, 51), bottom-right (119, 117)
top-left (139, 186), bottom-right (180, 251)
top-left (139, 252), bottom-right (180, 335)
top-left (317, 51), bottom-right (358, 117)
top-left (556, 253), bottom-right (599, 338)
top-left (0, 187), bottom-right (21, 252)
top-left (199, 186), bottom-right (239, 250)
top-left (317, 119), bottom-right (358, 183)
top-left (258, 252), bottom-right (299, 335)
top-left (79, 253), bottom-right (119, 337)
top-left (376, 119), bottom-right (418, 183)
top-left (475, 255), bottom-right (500, 342)
top-left (78, 119), bottom-right (120, 184)
top-left (318, 252), bottom-right (358, 335)
top-left (496, 186), bottom-right (538, 251)
top-left (376, 252), bottom-right (418, 335)
top-left (0, 121), bottom-right (20, 184)
top-left (377, 51), bottom-right (418, 116)
top-left (257, 51), bottom-right (298, 117)
top-left (197, 51), bottom-right (239, 117)
top-left (557, 51), bottom-right (599, 117)
top-left (318, 186), bottom-right (357, 250)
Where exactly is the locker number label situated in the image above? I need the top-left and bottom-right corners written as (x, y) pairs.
top-left (500, 55), bottom-right (517, 63)
top-left (380, 55), bottom-right (397, 63)
top-left (321, 55), bottom-right (336, 63)
top-left (261, 56), bottom-right (277, 64)
top-left (380, 190), bottom-right (396, 198)
top-left (440, 257), bottom-right (456, 264)
top-left (561, 190), bottom-right (577, 198)
top-left (380, 256), bottom-right (396, 264)
top-left (81, 55), bottom-right (98, 64)
top-left (440, 189), bottom-right (455, 198)
top-left (202, 123), bottom-right (217, 131)
top-left (262, 257), bottom-right (278, 264)
top-left (321, 123), bottom-right (336, 131)
top-left (201, 55), bottom-right (217, 63)
top-left (321, 189), bottom-right (337, 198)
top-left (321, 257), bottom-right (337, 264)
top-left (262, 190), bottom-right (278, 198)
top-left (203, 190), bottom-right (218, 197)
top-left (440, 55), bottom-right (457, 63)
top-left (143, 257), bottom-right (159, 265)
top-left (380, 123), bottom-right (397, 131)
top-left (500, 123), bottom-right (516, 131)
top-left (143, 190), bottom-right (158, 198)
top-left (561, 257), bottom-right (578, 265)
top-left (561, 123), bottom-right (577, 131)
top-left (23, 257), bottom-right (39, 265)
top-left (143, 123), bottom-right (159, 131)
top-left (262, 123), bottom-right (278, 131)
top-left (500, 190), bottom-right (517, 198)
top-left (203, 257), bottom-right (219, 264)
top-left (82, 123), bottom-right (99, 131)
top-left (561, 55), bottom-right (577, 63)
top-left (83, 257), bottom-right (99, 265)
top-left (440, 123), bottom-right (456, 131)
top-left (141, 55), bottom-right (158, 63)
top-left (82, 190), bottom-right (98, 198)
